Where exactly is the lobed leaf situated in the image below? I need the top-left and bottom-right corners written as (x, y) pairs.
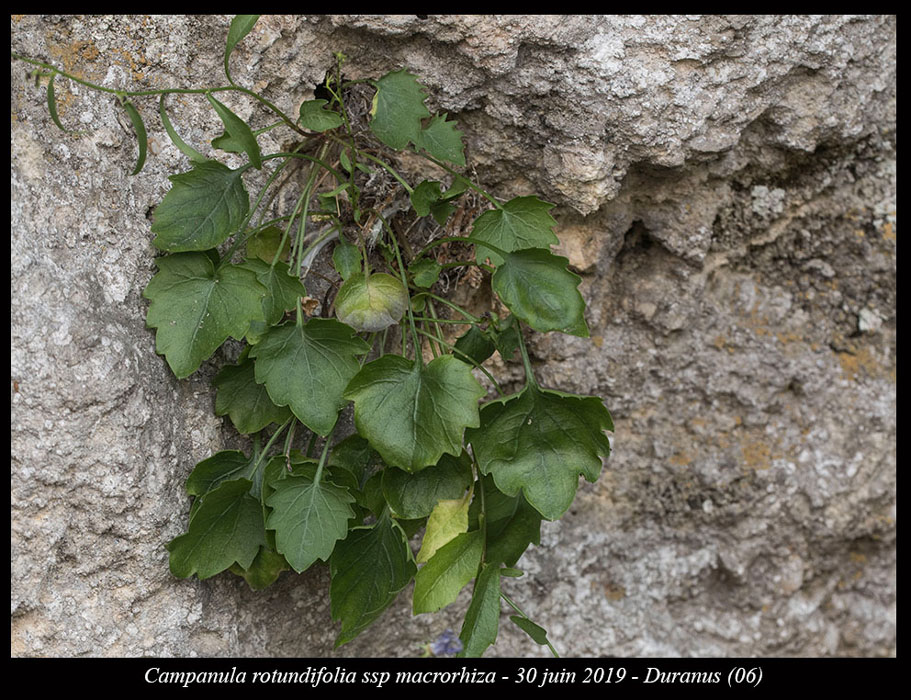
top-left (266, 474), bottom-right (356, 573)
top-left (167, 478), bottom-right (265, 579)
top-left (229, 546), bottom-right (289, 590)
top-left (468, 385), bottom-right (612, 520)
top-left (382, 451), bottom-right (472, 520)
top-left (238, 258), bottom-right (306, 326)
top-left (414, 114), bottom-right (465, 166)
top-left (185, 449), bottom-right (256, 497)
top-left (143, 252), bottom-right (266, 378)
top-left (298, 99), bottom-right (344, 132)
top-left (470, 196), bottom-right (559, 266)
top-left (249, 319), bottom-right (370, 435)
top-left (344, 354), bottom-right (485, 472)
top-left (150, 161), bottom-right (249, 252)
top-left (369, 70), bottom-right (430, 150)
top-left (213, 359), bottom-right (292, 434)
top-left (330, 514), bottom-right (416, 646)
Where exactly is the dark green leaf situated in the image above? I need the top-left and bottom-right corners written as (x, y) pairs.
top-left (470, 196), bottom-right (559, 266)
top-left (458, 564), bottom-right (501, 657)
top-left (150, 161), bottom-right (249, 252)
top-left (409, 258), bottom-right (442, 288)
top-left (224, 15), bottom-right (260, 83)
top-left (510, 615), bottom-right (551, 646)
top-left (334, 272), bottom-right (409, 332)
top-left (491, 314), bottom-right (520, 359)
top-left (468, 385), bottom-right (612, 520)
top-left (167, 478), bottom-right (265, 579)
top-left (122, 101), bottom-right (147, 175)
top-left (266, 474), bottom-right (356, 573)
top-left (454, 325), bottom-right (496, 365)
top-left (491, 248), bottom-right (589, 336)
top-left (298, 99), bottom-right (344, 132)
top-left (185, 449), bottom-right (255, 497)
top-left (46, 73), bottom-right (72, 134)
top-left (246, 225), bottom-right (290, 264)
top-left (249, 319), bottom-right (370, 435)
top-left (411, 180), bottom-right (444, 217)
top-left (382, 451), bottom-right (473, 519)
top-left (229, 546), bottom-right (289, 590)
top-left (239, 258), bottom-right (306, 325)
top-left (211, 129), bottom-right (245, 154)
top-left (369, 69), bottom-right (430, 149)
top-left (413, 530), bottom-right (483, 614)
top-left (143, 253), bottom-right (266, 378)
top-left (207, 94), bottom-right (262, 169)
top-left (213, 359), bottom-right (292, 434)
top-left (345, 354), bottom-right (485, 472)
top-left (159, 94), bottom-right (207, 163)
top-left (485, 493), bottom-right (542, 567)
top-left (329, 435), bottom-right (379, 489)
top-left (332, 238), bottom-right (362, 281)
top-left (414, 114), bottom-right (465, 166)
top-left (330, 514), bottom-right (416, 646)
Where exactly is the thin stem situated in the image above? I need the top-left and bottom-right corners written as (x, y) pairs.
top-left (410, 316), bottom-right (475, 325)
top-left (412, 291), bottom-right (482, 324)
top-left (413, 327), bottom-right (505, 397)
top-left (418, 152), bottom-right (503, 210)
top-left (382, 216), bottom-right (422, 365)
top-left (313, 427), bottom-right (334, 485)
top-left (516, 325), bottom-right (539, 389)
top-left (425, 300), bottom-right (447, 357)
top-left (500, 592), bottom-right (560, 658)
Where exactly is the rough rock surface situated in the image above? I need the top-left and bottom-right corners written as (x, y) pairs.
top-left (11, 15), bottom-right (895, 657)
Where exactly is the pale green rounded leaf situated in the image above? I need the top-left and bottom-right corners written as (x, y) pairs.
top-left (299, 99), bottom-right (344, 132)
top-left (491, 248), bottom-right (589, 337)
top-left (334, 272), bottom-right (408, 332)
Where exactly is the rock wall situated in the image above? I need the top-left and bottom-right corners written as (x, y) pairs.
top-left (11, 15), bottom-right (895, 657)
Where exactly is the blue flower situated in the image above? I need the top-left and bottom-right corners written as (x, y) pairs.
top-left (429, 629), bottom-right (463, 656)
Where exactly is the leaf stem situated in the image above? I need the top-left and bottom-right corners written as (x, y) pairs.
top-left (418, 152), bottom-right (503, 210)
top-left (411, 291), bottom-right (482, 324)
top-left (381, 216), bottom-right (422, 365)
top-left (516, 325), bottom-right (539, 389)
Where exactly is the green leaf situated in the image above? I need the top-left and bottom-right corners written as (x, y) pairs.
top-left (369, 69), bottom-right (430, 150)
top-left (458, 564), bottom-right (501, 657)
top-left (485, 492), bottom-right (542, 568)
top-left (510, 615), bottom-right (553, 648)
top-left (122, 100), bottom-right (147, 175)
top-left (332, 238), bottom-right (362, 281)
top-left (224, 15), bottom-right (259, 83)
top-left (409, 258), bottom-right (442, 288)
top-left (416, 490), bottom-right (472, 564)
top-left (229, 546), bottom-right (289, 590)
top-left (46, 73), bottom-right (72, 134)
top-left (150, 161), bottom-right (250, 252)
top-left (470, 196), bottom-right (559, 266)
top-left (143, 253), bottom-right (266, 378)
top-left (213, 359), bottom-right (292, 434)
top-left (334, 272), bottom-right (409, 332)
top-left (454, 325), bottom-right (496, 365)
top-left (330, 514), bottom-right (416, 646)
top-left (491, 248), bottom-right (589, 336)
top-left (185, 449), bottom-right (255, 497)
top-left (411, 180), bottom-right (444, 218)
top-left (414, 114), bottom-right (465, 166)
top-left (298, 99), bottom-right (344, 132)
top-left (239, 258), bottom-right (306, 325)
top-left (468, 385), bottom-right (612, 520)
top-left (167, 478), bottom-right (265, 579)
top-left (329, 435), bottom-right (379, 490)
top-left (491, 313), bottom-right (520, 359)
top-left (246, 225), bottom-right (290, 263)
top-left (382, 451), bottom-right (473, 519)
top-left (249, 319), bottom-right (370, 435)
top-left (159, 94), bottom-right (207, 163)
top-left (211, 129), bottom-right (245, 154)
top-left (207, 94), bottom-right (262, 169)
top-left (413, 530), bottom-right (483, 614)
top-left (265, 474), bottom-right (356, 573)
top-left (345, 354), bottom-right (485, 472)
